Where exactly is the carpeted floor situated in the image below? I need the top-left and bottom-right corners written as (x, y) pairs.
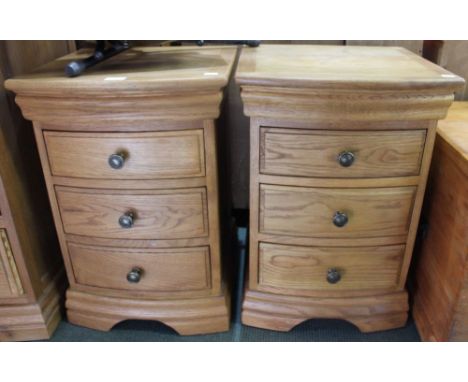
top-left (47, 227), bottom-right (420, 342)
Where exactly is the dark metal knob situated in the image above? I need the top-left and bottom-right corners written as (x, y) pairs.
top-left (333, 211), bottom-right (348, 227)
top-left (108, 153), bottom-right (125, 169)
top-left (118, 212), bottom-right (134, 228)
top-left (338, 151), bottom-right (355, 167)
top-left (127, 267), bottom-right (142, 283)
top-left (327, 268), bottom-right (341, 284)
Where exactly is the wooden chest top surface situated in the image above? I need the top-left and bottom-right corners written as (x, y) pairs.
top-left (236, 44), bottom-right (464, 91)
top-left (5, 46), bottom-right (237, 96)
top-left (437, 102), bottom-right (468, 162)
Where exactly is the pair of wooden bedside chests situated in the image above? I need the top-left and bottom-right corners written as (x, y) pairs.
top-left (1, 45), bottom-right (465, 340)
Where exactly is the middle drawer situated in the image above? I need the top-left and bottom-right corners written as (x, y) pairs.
top-left (56, 186), bottom-right (209, 240)
top-left (260, 184), bottom-right (416, 238)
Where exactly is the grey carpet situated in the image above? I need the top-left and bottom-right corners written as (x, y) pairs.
top-left (46, 227), bottom-right (420, 342)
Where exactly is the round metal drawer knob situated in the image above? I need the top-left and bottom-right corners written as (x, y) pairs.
top-left (327, 268), bottom-right (341, 284)
top-left (108, 153), bottom-right (125, 169)
top-left (337, 151), bottom-right (355, 167)
top-left (127, 267), bottom-right (143, 283)
top-left (119, 211), bottom-right (134, 228)
top-left (333, 211), bottom-right (348, 227)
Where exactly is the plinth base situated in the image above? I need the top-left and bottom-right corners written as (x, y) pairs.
top-left (241, 289), bottom-right (409, 333)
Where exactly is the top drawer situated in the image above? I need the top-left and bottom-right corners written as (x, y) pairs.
top-left (44, 130), bottom-right (205, 180)
top-left (260, 128), bottom-right (426, 178)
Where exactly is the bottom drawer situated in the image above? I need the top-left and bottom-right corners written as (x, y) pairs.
top-left (68, 243), bottom-right (211, 293)
top-left (258, 242), bottom-right (404, 293)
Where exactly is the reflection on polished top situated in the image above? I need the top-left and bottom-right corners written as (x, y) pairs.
top-left (236, 44), bottom-right (465, 90)
top-left (5, 46), bottom-right (238, 96)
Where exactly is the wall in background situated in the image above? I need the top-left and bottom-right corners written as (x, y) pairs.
top-left (423, 41), bottom-right (468, 100)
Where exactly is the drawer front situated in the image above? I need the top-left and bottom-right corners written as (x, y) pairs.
top-left (260, 184), bottom-right (415, 238)
top-left (259, 242), bottom-right (404, 292)
top-left (44, 130), bottom-right (205, 180)
top-left (0, 229), bottom-right (23, 298)
top-left (260, 128), bottom-right (426, 178)
top-left (56, 187), bottom-right (208, 240)
top-left (68, 242), bottom-right (211, 292)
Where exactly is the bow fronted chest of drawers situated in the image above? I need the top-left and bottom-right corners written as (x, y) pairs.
top-left (5, 46), bottom-right (236, 335)
top-left (236, 45), bottom-right (465, 332)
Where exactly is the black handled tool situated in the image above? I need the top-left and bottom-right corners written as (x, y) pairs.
top-left (65, 40), bottom-right (129, 77)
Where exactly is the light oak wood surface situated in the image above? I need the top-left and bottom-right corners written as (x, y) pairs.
top-left (44, 130), bottom-right (206, 180)
top-left (236, 45), bottom-right (463, 90)
top-left (0, 229), bottom-right (23, 298)
top-left (346, 40), bottom-right (423, 55)
top-left (260, 128), bottom-right (426, 178)
top-left (433, 101), bottom-right (468, 163)
top-left (258, 242), bottom-right (404, 292)
top-left (56, 187), bottom-right (208, 240)
top-left (260, 184), bottom-right (415, 238)
top-left (411, 101), bottom-right (468, 341)
top-left (66, 288), bottom-right (229, 335)
top-left (69, 243), bottom-right (211, 293)
top-left (0, 41), bottom-right (74, 341)
top-left (6, 46), bottom-right (236, 335)
top-left (237, 45), bottom-right (464, 333)
top-left (242, 289), bottom-right (409, 333)
top-left (5, 46), bottom-right (237, 97)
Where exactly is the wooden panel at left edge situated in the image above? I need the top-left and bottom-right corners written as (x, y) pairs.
top-left (0, 41), bottom-right (74, 340)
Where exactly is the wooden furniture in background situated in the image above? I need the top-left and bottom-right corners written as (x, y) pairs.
top-left (411, 102), bottom-right (468, 341)
top-left (0, 41), bottom-right (74, 341)
top-left (5, 46), bottom-right (236, 335)
top-left (236, 44), bottom-right (464, 332)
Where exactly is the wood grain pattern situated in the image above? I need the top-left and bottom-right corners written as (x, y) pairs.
top-left (44, 130), bottom-right (205, 180)
top-left (242, 289), bottom-right (409, 333)
top-left (56, 186), bottom-right (208, 240)
top-left (0, 229), bottom-right (23, 297)
top-left (260, 184), bottom-right (416, 238)
top-left (0, 269), bottom-right (65, 341)
top-left (0, 233), bottom-right (14, 298)
top-left (433, 102), bottom-right (468, 163)
top-left (14, 93), bottom-right (224, 126)
top-left (411, 102), bottom-right (468, 341)
top-left (346, 40), bottom-right (423, 55)
top-left (236, 46), bottom-right (463, 122)
top-left (238, 45), bottom-right (462, 333)
top-left (239, 86), bottom-right (456, 122)
top-left (69, 243), bottom-right (211, 293)
top-left (260, 128), bottom-right (426, 178)
top-left (258, 242), bottom-right (403, 293)
top-left (236, 45), bottom-right (463, 90)
top-left (6, 46), bottom-right (234, 335)
top-left (452, 266), bottom-right (468, 340)
top-left (66, 288), bottom-right (229, 335)
top-left (0, 41), bottom-right (74, 340)
top-left (4, 46), bottom-right (237, 97)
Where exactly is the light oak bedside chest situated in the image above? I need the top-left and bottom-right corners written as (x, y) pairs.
top-left (5, 46), bottom-right (236, 335)
top-left (236, 45), bottom-right (464, 333)
top-left (411, 102), bottom-right (468, 341)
